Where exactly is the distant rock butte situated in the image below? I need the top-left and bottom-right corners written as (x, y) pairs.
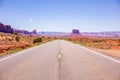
top-left (72, 29), bottom-right (80, 34)
top-left (0, 22), bottom-right (37, 34)
top-left (0, 22), bottom-right (13, 33)
top-left (31, 29), bottom-right (37, 34)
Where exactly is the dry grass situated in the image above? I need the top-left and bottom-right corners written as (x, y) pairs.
top-left (68, 35), bottom-right (120, 50)
top-left (0, 32), bottom-right (53, 56)
top-left (90, 48), bottom-right (120, 60)
top-left (65, 35), bottom-right (120, 60)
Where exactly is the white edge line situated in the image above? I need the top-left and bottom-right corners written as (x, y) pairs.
top-left (0, 51), bottom-right (24, 62)
top-left (0, 44), bottom-right (41, 62)
top-left (74, 43), bottom-right (120, 64)
top-left (0, 41), bottom-right (53, 62)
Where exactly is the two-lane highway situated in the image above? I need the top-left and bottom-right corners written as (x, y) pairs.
top-left (0, 40), bottom-right (120, 80)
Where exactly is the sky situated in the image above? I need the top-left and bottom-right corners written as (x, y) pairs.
top-left (0, 0), bottom-right (120, 32)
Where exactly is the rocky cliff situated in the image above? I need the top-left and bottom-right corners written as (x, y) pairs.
top-left (0, 22), bottom-right (13, 33)
top-left (0, 22), bottom-right (37, 34)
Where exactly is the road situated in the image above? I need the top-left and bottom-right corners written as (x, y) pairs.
top-left (0, 40), bottom-right (120, 80)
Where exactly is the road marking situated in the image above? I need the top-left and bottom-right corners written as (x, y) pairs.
top-left (58, 40), bottom-right (61, 80)
top-left (0, 40), bottom-right (56, 62)
top-left (58, 53), bottom-right (62, 59)
top-left (74, 44), bottom-right (120, 64)
top-left (0, 51), bottom-right (24, 62)
top-left (58, 53), bottom-right (62, 80)
top-left (0, 45), bottom-right (40, 62)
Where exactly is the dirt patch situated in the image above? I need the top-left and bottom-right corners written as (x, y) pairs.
top-left (90, 48), bottom-right (120, 60)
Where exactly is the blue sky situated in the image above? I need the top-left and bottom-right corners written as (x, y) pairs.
top-left (0, 0), bottom-right (120, 32)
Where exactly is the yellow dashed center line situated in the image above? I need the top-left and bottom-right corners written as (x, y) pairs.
top-left (58, 53), bottom-right (62, 59)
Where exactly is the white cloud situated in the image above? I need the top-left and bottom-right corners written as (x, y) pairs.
top-left (29, 19), bottom-right (33, 22)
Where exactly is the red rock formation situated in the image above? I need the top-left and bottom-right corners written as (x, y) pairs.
top-left (72, 29), bottom-right (80, 34)
top-left (31, 29), bottom-right (36, 34)
top-left (0, 22), bottom-right (37, 35)
top-left (0, 22), bottom-right (13, 33)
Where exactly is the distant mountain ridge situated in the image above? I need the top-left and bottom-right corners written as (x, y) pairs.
top-left (38, 31), bottom-right (120, 37)
top-left (81, 31), bottom-right (120, 36)
top-left (37, 32), bottom-right (66, 34)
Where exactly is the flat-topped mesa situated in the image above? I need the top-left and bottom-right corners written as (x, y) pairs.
top-left (0, 22), bottom-right (37, 35)
top-left (72, 29), bottom-right (80, 34)
top-left (0, 22), bottom-right (13, 33)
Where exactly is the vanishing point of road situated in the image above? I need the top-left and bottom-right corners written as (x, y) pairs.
top-left (0, 40), bottom-right (120, 80)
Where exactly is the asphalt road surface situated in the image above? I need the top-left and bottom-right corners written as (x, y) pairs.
top-left (0, 40), bottom-right (120, 80)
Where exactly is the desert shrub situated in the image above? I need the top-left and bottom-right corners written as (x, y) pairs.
top-left (54, 37), bottom-right (57, 39)
top-left (93, 39), bottom-right (99, 43)
top-left (33, 37), bottom-right (42, 43)
top-left (99, 46), bottom-right (104, 49)
top-left (13, 32), bottom-right (18, 35)
top-left (118, 39), bottom-right (120, 43)
top-left (79, 39), bottom-right (82, 43)
top-left (93, 39), bottom-right (104, 43)
top-left (15, 35), bottom-right (20, 42)
top-left (68, 39), bottom-right (71, 41)
top-left (48, 37), bottom-right (50, 39)
top-left (42, 36), bottom-right (45, 38)
top-left (118, 44), bottom-right (120, 46)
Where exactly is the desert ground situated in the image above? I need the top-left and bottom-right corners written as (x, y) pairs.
top-left (0, 32), bottom-right (52, 56)
top-left (67, 35), bottom-right (120, 59)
